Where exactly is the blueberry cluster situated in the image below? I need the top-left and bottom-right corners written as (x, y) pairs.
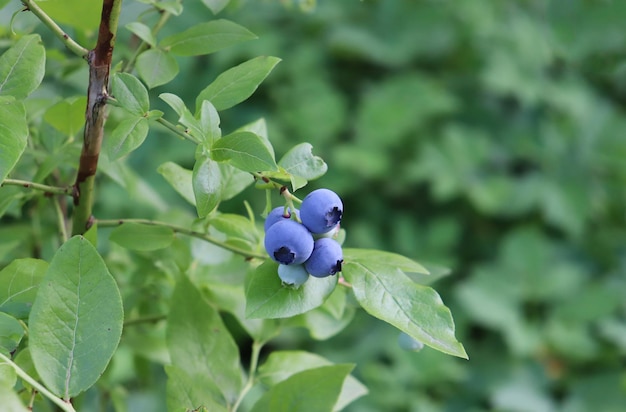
top-left (264, 189), bottom-right (344, 286)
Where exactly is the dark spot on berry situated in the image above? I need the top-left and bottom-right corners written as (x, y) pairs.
top-left (331, 259), bottom-right (343, 275)
top-left (325, 207), bottom-right (342, 227)
top-left (274, 247), bottom-right (295, 264)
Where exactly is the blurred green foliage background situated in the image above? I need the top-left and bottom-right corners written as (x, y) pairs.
top-left (2, 0), bottom-right (626, 410)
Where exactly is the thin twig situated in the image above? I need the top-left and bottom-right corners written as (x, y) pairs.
top-left (232, 340), bottom-right (263, 412)
top-left (52, 196), bottom-right (68, 242)
top-left (1, 178), bottom-right (73, 196)
top-left (156, 117), bottom-right (201, 144)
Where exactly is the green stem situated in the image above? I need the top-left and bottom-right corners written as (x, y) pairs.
top-left (0, 353), bottom-right (76, 412)
top-left (156, 117), bottom-right (201, 144)
top-left (1, 178), bottom-right (73, 196)
top-left (52, 196), bottom-right (69, 242)
top-left (252, 172), bottom-right (302, 203)
top-left (123, 7), bottom-right (174, 72)
top-left (21, 0), bottom-right (89, 58)
top-left (96, 218), bottom-right (268, 260)
top-left (232, 340), bottom-right (263, 412)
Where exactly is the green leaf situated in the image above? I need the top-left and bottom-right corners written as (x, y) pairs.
top-left (167, 275), bottom-right (244, 406)
top-left (342, 249), bottom-right (467, 359)
top-left (160, 19), bottom-right (256, 56)
top-left (111, 73), bottom-right (149, 116)
top-left (104, 117), bottom-right (149, 160)
top-left (110, 223), bottom-right (174, 251)
top-left (250, 364), bottom-right (354, 412)
top-left (0, 312), bottom-right (24, 354)
top-left (125, 22), bottom-right (157, 48)
top-left (0, 100), bottom-right (28, 182)
top-left (209, 213), bottom-right (258, 244)
top-left (0, 258), bottom-right (48, 319)
top-left (157, 161), bottom-right (196, 205)
top-left (28, 236), bottom-right (124, 399)
top-left (202, 0), bottom-right (230, 14)
top-left (211, 131), bottom-right (278, 172)
top-left (197, 100), bottom-right (221, 144)
top-left (0, 386), bottom-right (28, 411)
top-left (37, 0), bottom-right (100, 32)
top-left (0, 34), bottom-right (45, 99)
top-left (258, 351), bottom-right (368, 411)
top-left (245, 260), bottom-right (337, 319)
top-left (343, 248), bottom-right (429, 274)
top-left (159, 92), bottom-right (205, 140)
top-left (278, 143), bottom-right (328, 190)
top-left (136, 49), bottom-right (179, 89)
top-left (193, 155), bottom-right (222, 217)
top-left (165, 365), bottom-right (228, 412)
top-left (43, 97), bottom-right (87, 136)
top-left (219, 163), bottom-right (253, 200)
top-left (196, 56), bottom-right (281, 111)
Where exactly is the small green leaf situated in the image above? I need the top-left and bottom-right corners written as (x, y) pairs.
top-left (157, 161), bottom-right (196, 205)
top-left (167, 275), bottom-right (244, 406)
top-left (210, 213), bottom-right (258, 244)
top-left (245, 260), bottom-right (337, 319)
top-left (159, 92), bottom-right (205, 140)
top-left (0, 312), bottom-right (24, 354)
top-left (197, 100), bottom-right (221, 144)
top-left (161, 19), bottom-right (256, 56)
top-left (0, 258), bottom-right (48, 319)
top-left (0, 100), bottom-right (28, 182)
top-left (202, 0), bottom-right (230, 14)
top-left (0, 34), bottom-right (45, 99)
top-left (104, 117), bottom-right (149, 160)
top-left (211, 131), bottom-right (278, 172)
top-left (125, 22), bottom-right (157, 48)
top-left (344, 248), bottom-right (429, 274)
top-left (29, 236), bottom-right (123, 399)
top-left (258, 351), bottom-right (368, 411)
top-left (193, 155), bottom-right (222, 217)
top-left (236, 117), bottom-right (274, 160)
top-left (43, 97), bottom-right (87, 136)
top-left (110, 223), bottom-right (174, 251)
top-left (111, 73), bottom-right (149, 116)
top-left (342, 249), bottom-right (467, 359)
top-left (196, 56), bottom-right (281, 111)
top-left (165, 365), bottom-right (228, 412)
top-left (278, 143), bottom-right (328, 190)
top-left (250, 364), bottom-right (354, 412)
top-left (136, 49), bottom-right (179, 89)
top-left (0, 386), bottom-right (28, 411)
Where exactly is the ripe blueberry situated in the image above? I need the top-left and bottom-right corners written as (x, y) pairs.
top-left (300, 188), bottom-right (343, 234)
top-left (278, 264), bottom-right (309, 286)
top-left (304, 237), bottom-right (343, 278)
top-left (264, 220), bottom-right (314, 265)
top-left (264, 206), bottom-right (300, 232)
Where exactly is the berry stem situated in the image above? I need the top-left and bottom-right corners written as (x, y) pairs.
top-left (232, 340), bottom-right (264, 412)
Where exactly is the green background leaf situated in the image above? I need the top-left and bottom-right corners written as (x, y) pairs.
top-left (0, 34), bottom-right (45, 99)
top-left (0, 100), bottom-right (28, 182)
top-left (196, 56), bottom-right (281, 111)
top-left (245, 260), bottom-right (337, 319)
top-left (0, 312), bottom-right (24, 354)
top-left (157, 161), bottom-right (196, 205)
top-left (136, 49), bottom-right (179, 89)
top-left (104, 117), bottom-right (149, 160)
top-left (193, 155), bottom-right (223, 217)
top-left (0, 258), bottom-right (48, 319)
top-left (28, 236), bottom-right (123, 399)
top-left (43, 97), bottom-right (87, 137)
top-left (109, 223), bottom-right (174, 251)
top-left (111, 73), bottom-right (149, 116)
top-left (160, 19), bottom-right (256, 56)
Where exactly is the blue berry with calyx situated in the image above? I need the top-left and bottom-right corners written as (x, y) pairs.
top-left (300, 188), bottom-right (343, 234)
top-left (264, 206), bottom-right (300, 231)
top-left (278, 264), bottom-right (309, 286)
top-left (304, 238), bottom-right (343, 278)
top-left (264, 220), bottom-right (314, 265)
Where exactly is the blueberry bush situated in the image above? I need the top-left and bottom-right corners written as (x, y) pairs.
top-left (0, 1), bottom-right (467, 411)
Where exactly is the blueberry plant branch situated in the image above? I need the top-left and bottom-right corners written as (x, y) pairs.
top-left (156, 117), bottom-right (202, 144)
top-left (0, 353), bottom-right (77, 412)
top-left (21, 0), bottom-right (89, 58)
top-left (96, 218), bottom-right (268, 259)
top-left (0, 178), bottom-right (73, 196)
top-left (71, 0), bottom-right (123, 236)
top-left (232, 340), bottom-right (264, 412)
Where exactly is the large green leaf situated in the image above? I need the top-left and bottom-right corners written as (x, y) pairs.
top-left (0, 34), bottom-right (45, 99)
top-left (211, 131), bottom-right (278, 172)
top-left (136, 49), bottom-right (179, 89)
top-left (161, 19), bottom-right (256, 56)
top-left (157, 161), bottom-right (196, 205)
top-left (0, 258), bottom-right (48, 319)
top-left (245, 260), bottom-right (337, 319)
top-left (109, 223), bottom-right (174, 251)
top-left (165, 365), bottom-right (227, 412)
top-left (167, 275), bottom-right (244, 407)
top-left (250, 364), bottom-right (354, 412)
top-left (0, 100), bottom-right (28, 182)
top-left (258, 351), bottom-right (368, 411)
top-left (111, 73), bottom-right (149, 116)
top-left (193, 155), bottom-right (223, 217)
top-left (43, 97), bottom-right (87, 137)
top-left (28, 236), bottom-right (124, 400)
top-left (104, 117), bottom-right (149, 160)
top-left (342, 249), bottom-right (467, 359)
top-left (195, 56), bottom-right (281, 111)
